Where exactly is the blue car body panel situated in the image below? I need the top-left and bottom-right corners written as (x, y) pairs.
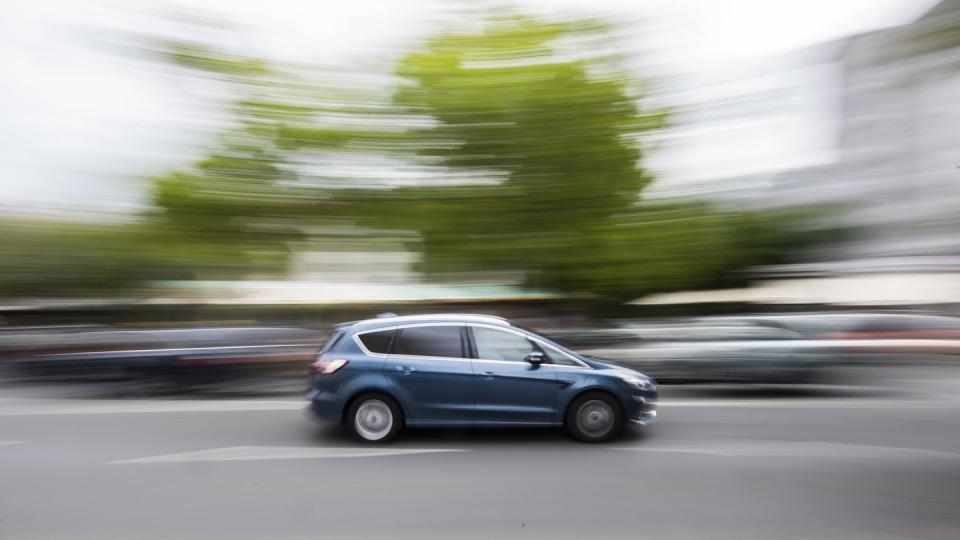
top-left (474, 360), bottom-right (559, 425)
top-left (307, 315), bottom-right (657, 430)
top-left (385, 355), bottom-right (475, 427)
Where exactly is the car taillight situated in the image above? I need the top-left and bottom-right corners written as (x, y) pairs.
top-left (313, 357), bottom-right (349, 374)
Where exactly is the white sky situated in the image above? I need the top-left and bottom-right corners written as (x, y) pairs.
top-left (0, 0), bottom-right (941, 218)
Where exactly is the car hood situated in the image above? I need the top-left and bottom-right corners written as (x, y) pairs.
top-left (580, 356), bottom-right (653, 380)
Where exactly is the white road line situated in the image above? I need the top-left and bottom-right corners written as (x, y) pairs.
top-left (610, 441), bottom-right (960, 459)
top-left (0, 396), bottom-right (957, 416)
top-left (0, 440), bottom-right (27, 447)
top-left (662, 398), bottom-right (960, 409)
top-left (109, 446), bottom-right (469, 464)
top-left (0, 399), bottom-right (306, 416)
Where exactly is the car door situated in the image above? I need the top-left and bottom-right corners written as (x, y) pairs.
top-left (468, 325), bottom-right (560, 425)
top-left (384, 324), bottom-right (475, 426)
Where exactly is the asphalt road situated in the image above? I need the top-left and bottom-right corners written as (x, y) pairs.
top-left (1, 375), bottom-right (959, 539)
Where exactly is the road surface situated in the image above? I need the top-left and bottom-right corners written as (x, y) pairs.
top-left (1, 378), bottom-right (959, 539)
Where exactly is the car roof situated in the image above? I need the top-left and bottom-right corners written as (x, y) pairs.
top-left (341, 313), bottom-right (511, 331)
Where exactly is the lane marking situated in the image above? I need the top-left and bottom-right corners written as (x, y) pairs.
top-left (0, 396), bottom-right (958, 416)
top-left (0, 399), bottom-right (307, 416)
top-left (661, 399), bottom-right (960, 409)
top-left (0, 440), bottom-right (27, 447)
top-left (109, 446), bottom-right (469, 464)
top-left (610, 441), bottom-right (960, 459)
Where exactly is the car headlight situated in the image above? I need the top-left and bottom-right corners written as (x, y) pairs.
top-left (621, 376), bottom-right (655, 390)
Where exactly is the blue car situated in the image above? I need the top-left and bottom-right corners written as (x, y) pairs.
top-left (306, 314), bottom-right (657, 442)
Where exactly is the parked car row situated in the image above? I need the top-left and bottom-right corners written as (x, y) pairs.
top-left (3, 311), bottom-right (960, 392)
top-left (546, 312), bottom-right (960, 384)
top-left (3, 326), bottom-right (324, 388)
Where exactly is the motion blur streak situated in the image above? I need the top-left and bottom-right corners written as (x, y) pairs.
top-left (3, 0), bottom-right (960, 538)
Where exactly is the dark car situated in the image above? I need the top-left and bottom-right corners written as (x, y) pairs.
top-left (574, 323), bottom-right (829, 384)
top-left (12, 326), bottom-right (323, 387)
top-left (306, 314), bottom-right (657, 442)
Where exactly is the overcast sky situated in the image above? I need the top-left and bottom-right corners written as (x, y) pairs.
top-left (0, 0), bottom-right (940, 219)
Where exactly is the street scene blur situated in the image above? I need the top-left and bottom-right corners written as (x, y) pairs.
top-left (3, 0), bottom-right (960, 538)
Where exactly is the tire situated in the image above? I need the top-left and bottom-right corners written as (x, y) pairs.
top-left (346, 393), bottom-right (404, 443)
top-left (565, 392), bottom-right (624, 443)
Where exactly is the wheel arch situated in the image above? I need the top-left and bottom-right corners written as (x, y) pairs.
top-left (562, 387), bottom-right (625, 425)
top-left (341, 388), bottom-right (407, 425)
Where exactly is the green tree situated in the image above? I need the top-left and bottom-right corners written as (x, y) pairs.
top-left (356, 15), bottom-right (667, 300)
top-left (0, 12), bottom-right (831, 302)
top-left (140, 14), bottom-right (824, 304)
top-left (144, 43), bottom-right (367, 279)
top-left (0, 219), bottom-right (178, 297)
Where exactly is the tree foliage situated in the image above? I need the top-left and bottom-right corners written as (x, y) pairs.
top-left (349, 16), bottom-right (803, 302)
top-left (0, 220), bottom-right (175, 297)
top-left (144, 45), bottom-right (352, 279)
top-left (0, 12), bottom-right (831, 302)
top-left (348, 17), bottom-right (667, 299)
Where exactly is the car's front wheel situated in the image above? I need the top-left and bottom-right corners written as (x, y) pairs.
top-left (347, 393), bottom-right (403, 443)
top-left (565, 392), bottom-right (623, 443)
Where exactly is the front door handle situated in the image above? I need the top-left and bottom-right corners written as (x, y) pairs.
top-left (395, 366), bottom-right (417, 374)
top-left (481, 371), bottom-right (495, 379)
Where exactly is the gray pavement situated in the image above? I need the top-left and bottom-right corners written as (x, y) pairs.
top-left (1, 375), bottom-right (960, 539)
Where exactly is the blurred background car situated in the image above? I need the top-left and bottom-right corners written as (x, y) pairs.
top-left (6, 326), bottom-right (323, 391)
top-left (551, 322), bottom-right (832, 384)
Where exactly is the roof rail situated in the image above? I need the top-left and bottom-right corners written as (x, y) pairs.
top-left (352, 313), bottom-right (511, 327)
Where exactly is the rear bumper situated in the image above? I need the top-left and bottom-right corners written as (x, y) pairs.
top-left (305, 388), bottom-right (343, 424)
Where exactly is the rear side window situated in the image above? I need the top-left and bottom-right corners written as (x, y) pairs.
top-left (357, 329), bottom-right (395, 355)
top-left (393, 326), bottom-right (464, 358)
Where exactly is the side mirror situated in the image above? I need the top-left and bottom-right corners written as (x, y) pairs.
top-left (525, 351), bottom-right (545, 366)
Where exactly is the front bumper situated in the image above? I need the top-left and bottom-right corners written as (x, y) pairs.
top-left (630, 409), bottom-right (657, 426)
top-left (628, 394), bottom-right (657, 426)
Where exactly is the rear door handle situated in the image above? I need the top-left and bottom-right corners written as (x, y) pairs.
top-left (481, 371), bottom-right (495, 379)
top-left (395, 366), bottom-right (417, 374)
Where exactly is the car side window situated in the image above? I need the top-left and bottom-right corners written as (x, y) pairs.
top-left (393, 326), bottom-right (464, 358)
top-left (473, 327), bottom-right (538, 362)
top-left (357, 329), bottom-right (394, 355)
top-left (539, 343), bottom-right (580, 366)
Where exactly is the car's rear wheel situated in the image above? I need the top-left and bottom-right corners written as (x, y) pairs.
top-left (566, 392), bottom-right (623, 443)
top-left (347, 393), bottom-right (403, 443)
